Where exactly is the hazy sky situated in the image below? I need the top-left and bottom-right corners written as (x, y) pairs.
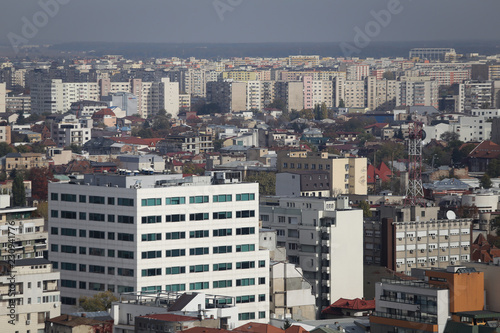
top-left (2, 0), bottom-right (499, 45)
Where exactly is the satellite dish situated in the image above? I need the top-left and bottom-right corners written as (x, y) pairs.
top-left (446, 210), bottom-right (456, 220)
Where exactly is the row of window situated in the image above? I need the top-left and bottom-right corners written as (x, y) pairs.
top-left (282, 162), bottom-right (332, 170)
top-left (60, 281), bottom-right (133, 294)
top-left (57, 263), bottom-right (134, 276)
top-left (53, 193), bottom-right (134, 206)
top-left (51, 210), bottom-right (256, 223)
top-left (50, 228), bottom-right (134, 242)
top-left (142, 261), bottom-right (266, 276)
top-left (140, 278), bottom-right (266, 289)
top-left (53, 246), bottom-right (134, 259)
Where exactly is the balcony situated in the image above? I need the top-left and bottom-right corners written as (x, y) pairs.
top-left (371, 311), bottom-right (438, 325)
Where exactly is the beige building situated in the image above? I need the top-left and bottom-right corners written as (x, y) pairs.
top-left (0, 122), bottom-right (11, 144)
top-left (277, 150), bottom-right (368, 195)
top-left (0, 259), bottom-right (60, 332)
top-left (2, 153), bottom-right (49, 173)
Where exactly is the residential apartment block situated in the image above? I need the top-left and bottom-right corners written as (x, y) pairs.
top-left (277, 150), bottom-right (368, 195)
top-left (48, 171), bottom-right (270, 323)
top-left (259, 196), bottom-right (363, 313)
top-left (0, 259), bottom-right (61, 332)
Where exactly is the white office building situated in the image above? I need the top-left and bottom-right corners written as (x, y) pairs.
top-left (48, 171), bottom-right (269, 323)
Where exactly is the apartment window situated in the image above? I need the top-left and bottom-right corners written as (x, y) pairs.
top-left (89, 196), bottom-right (105, 204)
top-left (61, 211), bottom-right (77, 219)
top-left (236, 193), bottom-right (255, 201)
top-left (190, 265), bottom-right (209, 273)
top-left (189, 282), bottom-right (209, 290)
top-left (213, 229), bottom-right (232, 237)
top-left (213, 211), bottom-right (232, 219)
top-left (278, 216), bottom-right (285, 223)
top-left (236, 244), bottom-right (255, 252)
top-left (60, 228), bottom-right (76, 236)
top-left (61, 263), bottom-right (76, 271)
top-left (213, 246), bottom-right (232, 254)
top-left (89, 230), bottom-right (105, 239)
top-left (117, 215), bottom-right (134, 224)
top-left (89, 213), bottom-right (105, 222)
top-left (108, 267), bottom-right (115, 275)
top-left (117, 198), bottom-right (134, 206)
top-left (51, 244), bottom-right (58, 252)
top-left (117, 268), bottom-right (134, 277)
top-left (141, 198), bottom-right (161, 206)
top-left (165, 197), bottom-right (185, 205)
top-left (108, 249), bottom-right (115, 257)
top-left (190, 247), bottom-right (209, 255)
top-left (50, 193), bottom-right (58, 201)
top-left (61, 245), bottom-right (76, 254)
top-left (236, 261), bottom-right (255, 269)
top-left (51, 210), bottom-right (58, 218)
top-left (166, 249), bottom-right (186, 257)
top-left (118, 233), bottom-right (134, 242)
top-left (107, 232), bottom-right (115, 240)
top-left (107, 214), bottom-right (115, 222)
top-left (259, 277), bottom-right (266, 285)
top-left (79, 212), bottom-right (86, 220)
top-left (236, 278), bottom-right (255, 286)
top-left (89, 265), bottom-right (105, 274)
top-left (142, 233), bottom-right (161, 242)
top-left (165, 214), bottom-right (186, 222)
top-left (142, 268), bottom-right (162, 277)
top-left (236, 227), bottom-right (255, 235)
top-left (189, 213), bottom-right (209, 221)
top-left (165, 284), bottom-right (185, 292)
top-left (142, 215), bottom-right (161, 224)
top-left (89, 247), bottom-right (105, 256)
top-left (213, 194), bottom-right (232, 202)
top-left (213, 280), bottom-right (232, 288)
top-left (259, 260), bottom-right (266, 268)
top-left (259, 294), bottom-right (266, 302)
top-left (79, 247), bottom-right (86, 255)
top-left (236, 210), bottom-right (255, 218)
top-left (107, 197), bottom-right (115, 205)
top-left (79, 195), bottom-right (86, 203)
top-left (117, 250), bottom-right (134, 259)
top-left (190, 230), bottom-right (209, 238)
top-left (259, 311), bottom-right (266, 319)
top-left (61, 194), bottom-right (76, 202)
top-left (189, 196), bottom-right (209, 204)
top-left (166, 266), bottom-right (186, 275)
top-left (142, 251), bottom-right (162, 259)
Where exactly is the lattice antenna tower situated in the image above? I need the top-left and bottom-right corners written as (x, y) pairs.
top-left (405, 122), bottom-right (426, 206)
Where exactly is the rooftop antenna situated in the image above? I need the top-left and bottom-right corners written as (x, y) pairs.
top-left (405, 122), bottom-right (426, 206)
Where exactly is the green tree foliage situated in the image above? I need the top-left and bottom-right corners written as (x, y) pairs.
top-left (79, 290), bottom-right (118, 312)
top-left (481, 174), bottom-right (492, 189)
top-left (197, 102), bottom-right (221, 115)
top-left (268, 99), bottom-right (287, 112)
top-left (338, 99), bottom-right (345, 108)
top-left (383, 71), bottom-right (395, 80)
top-left (12, 173), bottom-right (26, 207)
top-left (314, 103), bottom-right (328, 120)
top-left (16, 111), bottom-right (26, 125)
top-left (0, 142), bottom-right (15, 157)
top-left (182, 162), bottom-right (205, 175)
top-left (487, 159), bottom-right (500, 178)
top-left (245, 172), bottom-right (276, 196)
top-left (298, 109), bottom-right (315, 120)
top-left (440, 131), bottom-right (460, 142)
top-left (359, 200), bottom-right (372, 218)
top-left (35, 201), bottom-right (48, 221)
top-left (371, 141), bottom-right (406, 164)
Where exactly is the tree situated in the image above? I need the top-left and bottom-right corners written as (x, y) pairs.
top-left (182, 162), bottom-right (205, 175)
top-left (383, 71), bottom-right (395, 80)
top-left (268, 99), bottom-right (287, 113)
top-left (481, 174), bottom-right (492, 189)
top-left (359, 200), bottom-right (372, 218)
top-left (245, 172), bottom-right (276, 196)
top-left (0, 142), bottom-right (15, 157)
top-left (79, 290), bottom-right (118, 312)
top-left (12, 173), bottom-right (26, 207)
top-left (440, 131), bottom-right (460, 142)
top-left (28, 167), bottom-right (53, 201)
top-left (338, 99), bottom-right (345, 108)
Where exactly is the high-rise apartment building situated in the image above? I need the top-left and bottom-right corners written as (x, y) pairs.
top-left (48, 171), bottom-right (270, 323)
top-left (260, 196), bottom-right (363, 312)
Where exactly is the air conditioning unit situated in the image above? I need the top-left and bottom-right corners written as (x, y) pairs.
top-left (417, 237), bottom-right (421, 241)
top-left (464, 246), bottom-right (468, 250)
top-left (429, 249), bottom-right (433, 252)
top-left (407, 263), bottom-right (412, 267)
top-left (398, 238), bottom-right (402, 241)
top-left (410, 250), bottom-right (414, 254)
top-left (26, 320), bottom-right (30, 325)
top-left (421, 263), bottom-right (425, 267)
top-left (442, 248), bottom-right (446, 252)
top-left (445, 235), bottom-right (449, 239)
top-left (421, 249), bottom-right (425, 253)
top-left (431, 262), bottom-right (435, 265)
top-left (410, 237), bottom-right (414, 241)
top-left (432, 235), bottom-right (436, 239)
top-left (396, 264), bottom-right (401, 268)
top-left (451, 261), bottom-right (456, 265)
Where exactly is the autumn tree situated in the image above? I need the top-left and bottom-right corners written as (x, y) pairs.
top-left (28, 167), bottom-right (54, 201)
top-left (79, 291), bottom-right (118, 312)
top-left (359, 200), bottom-right (372, 218)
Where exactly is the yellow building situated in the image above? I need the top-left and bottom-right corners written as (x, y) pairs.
top-left (277, 150), bottom-right (367, 195)
top-left (222, 71), bottom-right (258, 81)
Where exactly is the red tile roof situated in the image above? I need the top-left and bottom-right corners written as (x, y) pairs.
top-left (181, 328), bottom-right (232, 333)
top-left (468, 140), bottom-right (500, 159)
top-left (234, 322), bottom-right (285, 333)
top-left (322, 298), bottom-right (375, 314)
top-left (285, 326), bottom-right (310, 333)
top-left (110, 137), bottom-right (163, 147)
